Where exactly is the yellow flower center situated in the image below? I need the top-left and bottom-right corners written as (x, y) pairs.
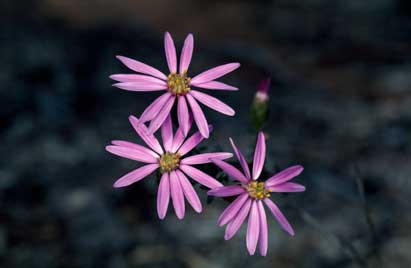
top-left (167, 72), bottom-right (191, 95)
top-left (244, 181), bottom-right (272, 199)
top-left (159, 152), bottom-right (181, 173)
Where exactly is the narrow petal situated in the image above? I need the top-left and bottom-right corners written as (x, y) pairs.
top-left (264, 198), bottom-right (295, 236)
top-left (129, 115), bottom-right (163, 154)
top-left (225, 198), bottom-right (252, 240)
top-left (177, 125), bottom-right (212, 156)
top-left (111, 140), bottom-right (159, 158)
top-left (252, 132), bottom-right (266, 180)
top-left (191, 63), bottom-right (240, 84)
top-left (113, 164), bottom-right (159, 188)
top-left (229, 137), bottom-right (251, 179)
top-left (147, 96), bottom-right (175, 135)
top-left (181, 152), bottom-right (232, 165)
top-left (246, 200), bottom-right (260, 255)
top-left (191, 80), bottom-right (238, 91)
top-left (211, 158), bottom-right (249, 183)
top-left (157, 172), bottom-right (170, 219)
top-left (171, 118), bottom-right (193, 153)
top-left (257, 200), bottom-right (268, 256)
top-left (179, 165), bottom-right (223, 189)
top-left (265, 165), bottom-right (304, 187)
top-left (161, 114), bottom-right (173, 152)
top-left (176, 170), bottom-right (202, 213)
top-left (116, 55), bottom-right (167, 80)
top-left (110, 74), bottom-right (167, 84)
top-left (139, 93), bottom-right (172, 124)
top-left (189, 90), bottom-right (235, 116)
top-left (217, 193), bottom-right (249, 226)
top-left (186, 94), bottom-right (209, 138)
top-left (164, 32), bottom-right (177, 73)
top-left (113, 82), bottom-right (167, 92)
top-left (106, 145), bottom-right (158, 163)
top-left (268, 182), bottom-right (305, 193)
top-left (179, 33), bottom-right (194, 74)
top-left (207, 185), bottom-right (245, 197)
top-left (177, 96), bottom-right (190, 136)
top-left (170, 171), bottom-right (185, 219)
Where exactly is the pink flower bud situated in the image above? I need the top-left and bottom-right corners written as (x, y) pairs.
top-left (255, 78), bottom-right (271, 103)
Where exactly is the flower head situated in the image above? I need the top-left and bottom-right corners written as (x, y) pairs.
top-left (208, 132), bottom-right (305, 256)
top-left (106, 115), bottom-right (232, 220)
top-left (110, 32), bottom-right (240, 138)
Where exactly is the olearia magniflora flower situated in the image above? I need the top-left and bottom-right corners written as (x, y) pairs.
top-left (106, 115), bottom-right (232, 219)
top-left (110, 32), bottom-right (240, 138)
top-left (208, 132), bottom-right (305, 256)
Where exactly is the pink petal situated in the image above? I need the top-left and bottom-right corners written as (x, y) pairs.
top-left (246, 200), bottom-right (260, 255)
top-left (161, 114), bottom-right (173, 152)
top-left (229, 137), bottom-right (251, 179)
top-left (176, 170), bottom-right (202, 213)
top-left (177, 125), bottom-right (212, 156)
top-left (113, 164), bottom-right (159, 188)
top-left (177, 96), bottom-right (190, 136)
top-left (139, 93), bottom-right (172, 124)
top-left (147, 96), bottom-right (175, 135)
top-left (170, 171), bottom-right (185, 219)
top-left (106, 145), bottom-right (158, 163)
top-left (217, 193), bottom-right (249, 226)
top-left (191, 80), bottom-right (238, 91)
top-left (110, 74), bottom-right (167, 84)
top-left (179, 164), bottom-right (223, 189)
top-left (164, 32), bottom-right (177, 73)
top-left (264, 198), bottom-right (294, 236)
top-left (268, 182), bottom-right (305, 193)
top-left (157, 172), bottom-right (170, 219)
top-left (189, 90), bottom-right (235, 116)
top-left (170, 117), bottom-right (193, 153)
top-left (179, 33), bottom-right (194, 75)
top-left (211, 158), bottom-right (249, 183)
top-left (265, 165), bottom-right (304, 187)
top-left (111, 140), bottom-right (159, 158)
top-left (181, 152), bottom-right (232, 165)
top-left (113, 82), bottom-right (167, 92)
top-left (225, 198), bottom-right (252, 240)
top-left (252, 132), bottom-right (266, 180)
top-left (129, 115), bottom-right (163, 154)
top-left (207, 185), bottom-right (245, 197)
top-left (190, 63), bottom-right (240, 84)
top-left (186, 94), bottom-right (209, 138)
top-left (257, 200), bottom-right (268, 256)
top-left (116, 55), bottom-right (167, 80)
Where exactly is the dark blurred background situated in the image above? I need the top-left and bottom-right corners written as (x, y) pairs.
top-left (1, 0), bottom-right (411, 267)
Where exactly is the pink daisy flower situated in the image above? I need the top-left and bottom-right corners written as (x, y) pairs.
top-left (106, 115), bottom-right (231, 220)
top-left (208, 132), bottom-right (305, 256)
top-left (110, 32), bottom-right (240, 138)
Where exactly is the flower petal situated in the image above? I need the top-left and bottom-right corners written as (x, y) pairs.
top-left (164, 32), bottom-right (177, 73)
top-left (177, 96), bottom-right (190, 136)
top-left (171, 117), bottom-right (193, 153)
top-left (176, 170), bottom-right (202, 213)
top-left (191, 80), bottom-right (238, 91)
top-left (147, 96), bottom-right (176, 135)
top-left (181, 152), bottom-right (232, 165)
top-left (113, 82), bottom-right (167, 92)
top-left (110, 74), bottom-right (167, 84)
top-left (252, 132), bottom-right (266, 180)
top-left (116, 55), bottom-right (167, 80)
top-left (229, 137), bottom-right (251, 179)
top-left (207, 185), bottom-right (245, 197)
top-left (177, 125), bottom-right (212, 156)
top-left (139, 93), bottom-right (172, 124)
top-left (179, 164), bottom-right (223, 189)
top-left (179, 33), bottom-right (194, 75)
top-left (268, 182), bottom-right (305, 193)
top-left (190, 63), bottom-right (240, 84)
top-left (225, 198), bottom-right (252, 240)
top-left (106, 145), bottom-right (158, 163)
top-left (170, 171), bottom-right (185, 219)
top-left (129, 115), bottom-right (163, 154)
top-left (257, 200), bottom-right (268, 256)
top-left (113, 164), bottom-right (159, 188)
top-left (189, 90), bottom-right (235, 116)
top-left (217, 193), bottom-right (249, 226)
top-left (161, 114), bottom-right (173, 152)
top-left (186, 94), bottom-right (209, 138)
top-left (265, 165), bottom-right (304, 187)
top-left (157, 172), bottom-right (170, 219)
top-left (111, 140), bottom-right (159, 158)
top-left (211, 158), bottom-right (249, 183)
top-left (264, 198), bottom-right (294, 236)
top-left (246, 200), bottom-right (260, 255)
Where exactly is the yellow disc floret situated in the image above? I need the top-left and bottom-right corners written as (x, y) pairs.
top-left (245, 181), bottom-right (272, 199)
top-left (159, 152), bottom-right (181, 173)
top-left (167, 72), bottom-right (191, 95)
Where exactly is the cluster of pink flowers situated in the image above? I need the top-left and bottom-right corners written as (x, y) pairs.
top-left (107, 32), bottom-right (304, 256)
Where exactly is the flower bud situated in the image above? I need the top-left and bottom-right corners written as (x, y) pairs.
top-left (251, 78), bottom-right (271, 130)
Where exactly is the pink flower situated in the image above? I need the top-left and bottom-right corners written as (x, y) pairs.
top-left (110, 32), bottom-right (240, 138)
top-left (208, 132), bottom-right (305, 256)
top-left (106, 115), bottom-right (231, 220)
